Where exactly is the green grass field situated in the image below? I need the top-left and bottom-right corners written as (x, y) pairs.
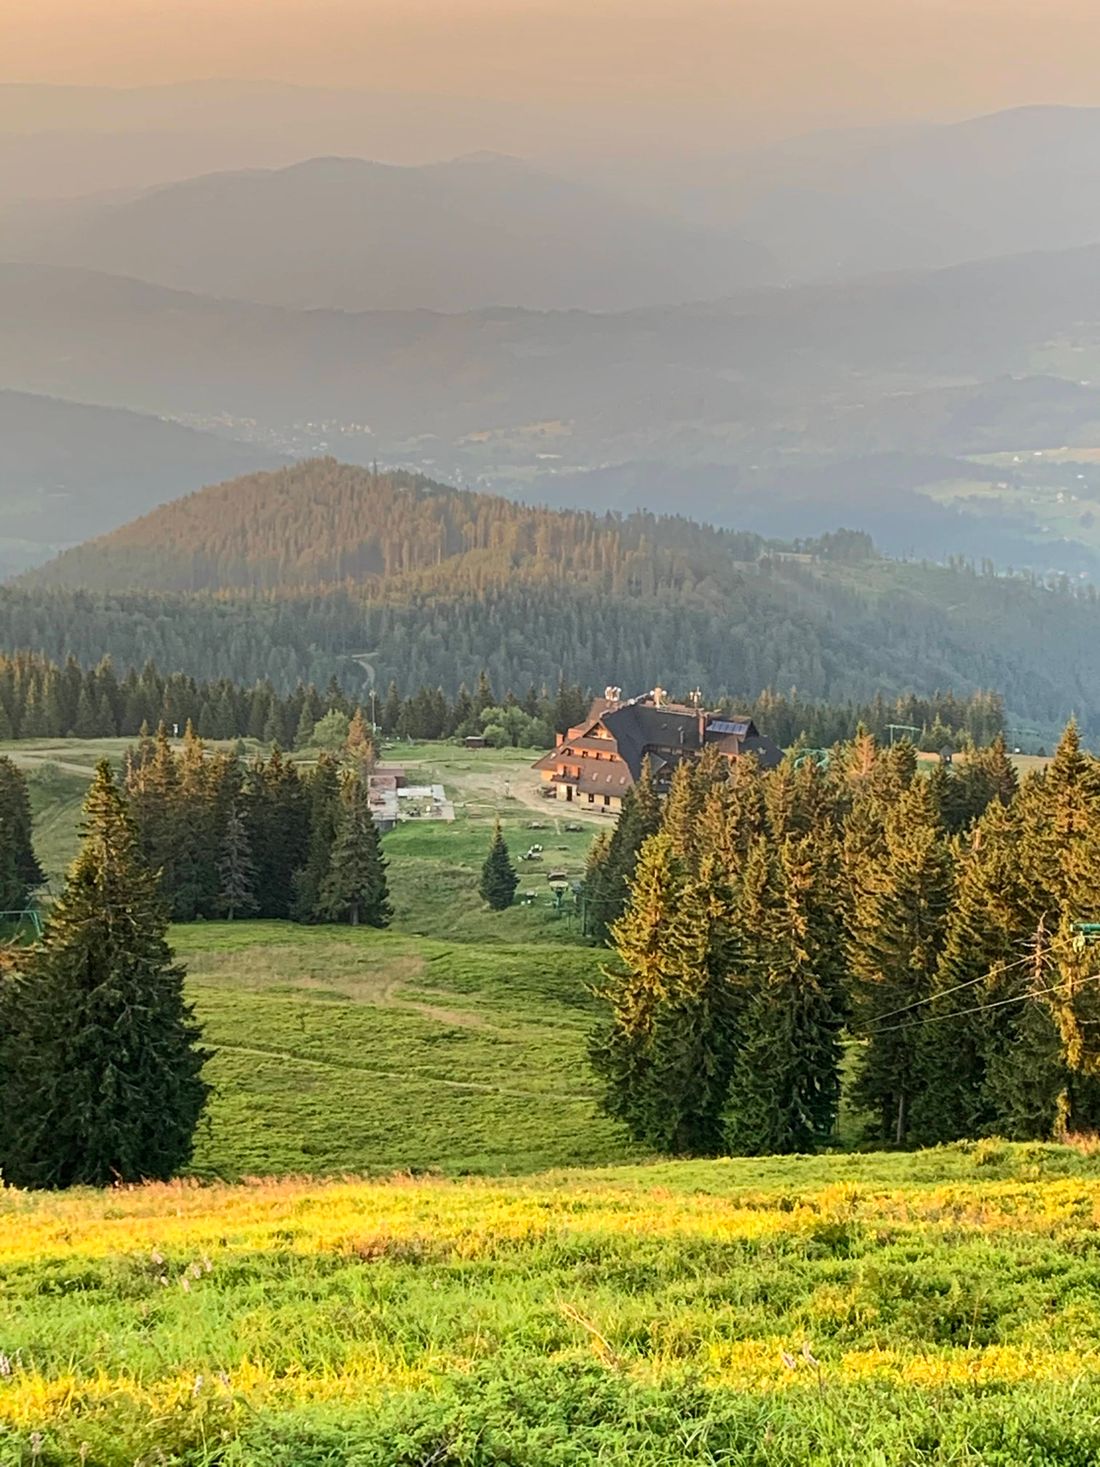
top-left (180, 922), bottom-right (629, 1178)
top-left (6, 1145), bottom-right (1100, 1465)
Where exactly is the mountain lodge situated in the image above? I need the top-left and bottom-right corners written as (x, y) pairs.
top-left (533, 687), bottom-right (782, 812)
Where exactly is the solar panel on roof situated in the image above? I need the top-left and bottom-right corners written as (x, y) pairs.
top-left (709, 719), bottom-right (750, 736)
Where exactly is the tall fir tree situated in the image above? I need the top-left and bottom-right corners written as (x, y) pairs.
top-left (591, 834), bottom-right (738, 1155)
top-left (1018, 721), bottom-right (1100, 923)
top-left (661, 758), bottom-right (707, 871)
top-left (246, 748), bottom-right (310, 919)
top-left (294, 702), bottom-right (316, 750)
top-left (125, 724), bottom-right (182, 907)
top-left (585, 758), bottom-right (662, 943)
top-left (0, 761), bottom-right (209, 1187)
top-left (725, 830), bottom-right (847, 1154)
top-left (173, 723), bottom-right (219, 920)
top-left (345, 707), bottom-right (376, 770)
top-left (0, 756), bottom-right (44, 905)
top-left (292, 753), bottom-right (342, 921)
top-left (910, 806), bottom-right (1033, 1144)
top-left (0, 819), bottom-right (22, 912)
top-left (849, 780), bottom-right (953, 1145)
top-left (319, 773), bottom-right (392, 927)
top-left (582, 831), bottom-right (613, 941)
top-left (479, 820), bottom-right (519, 911)
top-left (217, 801), bottom-right (258, 920)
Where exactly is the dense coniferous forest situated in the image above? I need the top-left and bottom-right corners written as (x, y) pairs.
top-left (589, 725), bottom-right (1100, 1153)
top-left (124, 727), bottom-right (390, 926)
top-left (10, 461), bottom-right (1100, 730)
top-left (0, 651), bottom-right (1004, 751)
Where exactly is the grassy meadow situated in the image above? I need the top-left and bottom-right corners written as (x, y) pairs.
top-left (6, 1145), bottom-right (1100, 1464)
top-left (8, 735), bottom-right (1100, 1464)
top-left (179, 923), bottom-right (626, 1178)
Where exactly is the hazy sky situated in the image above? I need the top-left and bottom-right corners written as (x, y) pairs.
top-left (6, 0), bottom-right (1100, 143)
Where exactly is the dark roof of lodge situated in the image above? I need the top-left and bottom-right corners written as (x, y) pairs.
top-left (534, 698), bottom-right (783, 779)
top-left (602, 704), bottom-right (703, 778)
top-left (740, 734), bottom-right (783, 769)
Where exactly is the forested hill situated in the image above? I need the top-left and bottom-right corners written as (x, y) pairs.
top-left (13, 460), bottom-right (1100, 731)
top-left (26, 460), bottom-right (769, 596)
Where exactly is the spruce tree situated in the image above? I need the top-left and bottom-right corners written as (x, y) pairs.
top-left (927, 761), bottom-right (971, 835)
top-left (245, 748), bottom-right (310, 919)
top-left (910, 806), bottom-right (1031, 1144)
top-left (1019, 721), bottom-right (1100, 922)
top-left (0, 761), bottom-right (209, 1188)
top-left (0, 822), bottom-right (22, 912)
top-left (345, 707), bottom-right (375, 769)
top-left (319, 773), bottom-right (391, 927)
top-left (174, 723), bottom-right (219, 920)
top-left (125, 724), bottom-right (182, 910)
top-left (586, 759), bottom-right (662, 943)
top-left (661, 759), bottom-right (706, 871)
top-left (294, 703), bottom-right (316, 750)
top-left (479, 820), bottom-right (519, 911)
top-left (582, 831), bottom-right (612, 941)
top-left (72, 685), bottom-right (99, 739)
top-left (849, 780), bottom-right (953, 1145)
top-left (292, 753), bottom-right (341, 921)
top-left (0, 757), bottom-right (44, 903)
top-left (696, 752), bottom-right (765, 876)
top-left (217, 801), bottom-right (258, 920)
top-left (1040, 915), bottom-right (1100, 1126)
top-left (591, 834), bottom-right (738, 1155)
top-left (959, 733), bottom-right (1019, 819)
top-left (725, 831), bottom-right (847, 1155)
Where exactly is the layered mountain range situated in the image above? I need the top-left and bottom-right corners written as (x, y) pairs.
top-left (7, 103), bottom-right (1100, 578)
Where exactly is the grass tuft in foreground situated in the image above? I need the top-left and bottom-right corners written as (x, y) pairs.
top-left (4, 1145), bottom-right (1100, 1465)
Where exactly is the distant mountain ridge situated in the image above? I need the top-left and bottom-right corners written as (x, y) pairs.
top-left (0, 390), bottom-right (284, 576)
top-left (7, 244), bottom-right (1100, 425)
top-left (0, 153), bottom-right (772, 311)
top-left (9, 243), bottom-right (1100, 573)
top-left (637, 105), bottom-right (1100, 279)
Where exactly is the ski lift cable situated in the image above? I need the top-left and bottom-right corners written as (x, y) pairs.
top-left (856, 948), bottom-right (1037, 1028)
top-left (854, 968), bottom-right (1100, 1040)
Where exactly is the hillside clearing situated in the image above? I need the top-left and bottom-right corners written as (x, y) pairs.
top-left (174, 922), bottom-right (624, 1179)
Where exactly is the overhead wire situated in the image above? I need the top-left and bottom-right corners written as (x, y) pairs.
top-left (854, 947), bottom-right (1037, 1028)
top-left (851, 966), bottom-right (1100, 1041)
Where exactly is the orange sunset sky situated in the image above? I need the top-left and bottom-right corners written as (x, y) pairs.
top-left (4, 1), bottom-right (1100, 142)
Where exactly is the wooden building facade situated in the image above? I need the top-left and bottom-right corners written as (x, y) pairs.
top-left (533, 687), bottom-right (782, 813)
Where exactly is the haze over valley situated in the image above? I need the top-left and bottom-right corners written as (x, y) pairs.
top-left (9, 71), bottom-right (1100, 577)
